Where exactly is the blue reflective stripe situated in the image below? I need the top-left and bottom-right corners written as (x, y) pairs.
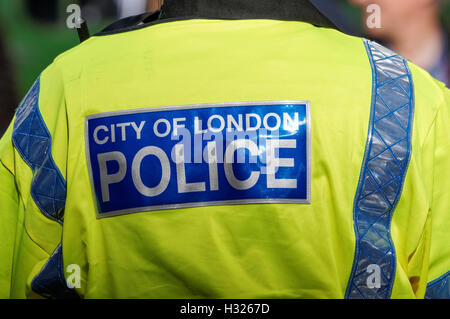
top-left (31, 244), bottom-right (80, 299)
top-left (425, 272), bottom-right (450, 299)
top-left (345, 40), bottom-right (415, 299)
top-left (12, 77), bottom-right (66, 222)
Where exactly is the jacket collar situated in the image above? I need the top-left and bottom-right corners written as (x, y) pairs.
top-left (159, 0), bottom-right (338, 29)
top-left (99, 0), bottom-right (338, 36)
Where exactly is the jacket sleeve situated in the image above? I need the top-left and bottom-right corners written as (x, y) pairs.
top-left (425, 86), bottom-right (450, 299)
top-left (0, 123), bottom-right (19, 298)
top-left (0, 61), bottom-right (72, 298)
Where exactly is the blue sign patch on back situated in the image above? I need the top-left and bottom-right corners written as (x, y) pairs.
top-left (85, 101), bottom-right (311, 218)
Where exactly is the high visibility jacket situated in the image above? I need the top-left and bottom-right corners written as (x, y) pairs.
top-left (1, 5), bottom-right (449, 299)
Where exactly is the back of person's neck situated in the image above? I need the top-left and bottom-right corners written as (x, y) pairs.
top-left (389, 12), bottom-right (444, 71)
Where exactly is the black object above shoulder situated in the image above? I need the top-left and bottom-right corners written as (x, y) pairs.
top-left (96, 0), bottom-right (338, 36)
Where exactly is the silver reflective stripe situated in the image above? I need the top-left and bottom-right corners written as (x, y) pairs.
top-left (345, 39), bottom-right (415, 299)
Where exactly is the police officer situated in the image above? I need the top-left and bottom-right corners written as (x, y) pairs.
top-left (0, 0), bottom-right (449, 299)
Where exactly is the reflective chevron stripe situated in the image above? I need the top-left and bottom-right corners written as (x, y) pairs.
top-left (345, 40), bottom-right (415, 299)
top-left (12, 77), bottom-right (66, 222)
top-left (425, 272), bottom-right (450, 299)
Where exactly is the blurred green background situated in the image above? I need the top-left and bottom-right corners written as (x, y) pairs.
top-left (0, 0), bottom-right (116, 98)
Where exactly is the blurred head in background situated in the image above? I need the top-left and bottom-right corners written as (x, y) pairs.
top-left (115, 0), bottom-right (162, 18)
top-left (147, 0), bottom-right (163, 12)
top-left (350, 0), bottom-right (449, 86)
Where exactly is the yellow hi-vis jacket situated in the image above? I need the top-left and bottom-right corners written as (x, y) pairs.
top-left (0, 13), bottom-right (449, 299)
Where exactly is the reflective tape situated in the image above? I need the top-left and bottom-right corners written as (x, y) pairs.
top-left (12, 77), bottom-right (66, 222)
top-left (345, 40), bottom-right (415, 299)
top-left (31, 244), bottom-right (79, 299)
top-left (425, 272), bottom-right (450, 299)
